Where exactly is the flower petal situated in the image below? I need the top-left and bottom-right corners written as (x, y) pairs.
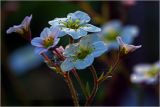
top-left (116, 36), bottom-right (125, 45)
top-left (92, 41), bottom-right (108, 57)
top-left (48, 18), bottom-right (68, 26)
top-left (21, 14), bottom-right (32, 29)
top-left (63, 28), bottom-right (87, 39)
top-left (80, 34), bottom-right (100, 47)
top-left (102, 20), bottom-right (122, 34)
top-left (74, 54), bottom-right (94, 70)
top-left (106, 41), bottom-right (119, 50)
top-left (81, 24), bottom-right (101, 32)
top-left (60, 58), bottom-right (74, 72)
top-left (125, 44), bottom-right (142, 52)
top-left (50, 26), bottom-right (60, 38)
top-left (34, 47), bottom-right (47, 55)
top-left (31, 37), bottom-right (44, 47)
top-left (133, 64), bottom-right (151, 74)
top-left (130, 73), bottom-right (146, 83)
top-left (50, 26), bottom-right (66, 37)
top-left (40, 27), bottom-right (51, 39)
top-left (121, 26), bottom-right (139, 44)
top-left (63, 44), bottom-right (78, 57)
top-left (67, 11), bottom-right (90, 23)
top-left (6, 25), bottom-right (24, 34)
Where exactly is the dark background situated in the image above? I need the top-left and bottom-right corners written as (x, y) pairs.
top-left (1, 1), bottom-right (159, 106)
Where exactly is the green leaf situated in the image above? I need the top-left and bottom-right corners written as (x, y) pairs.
top-left (85, 82), bottom-right (90, 97)
top-left (98, 72), bottom-right (105, 81)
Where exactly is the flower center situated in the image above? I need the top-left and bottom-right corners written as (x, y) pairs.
top-left (43, 36), bottom-right (54, 48)
top-left (61, 19), bottom-right (80, 29)
top-left (145, 67), bottom-right (160, 77)
top-left (76, 46), bottom-right (92, 60)
top-left (104, 30), bottom-right (120, 42)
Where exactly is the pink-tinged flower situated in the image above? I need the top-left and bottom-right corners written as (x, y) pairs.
top-left (6, 15), bottom-right (32, 35)
top-left (116, 36), bottom-right (141, 54)
top-left (31, 27), bottom-right (60, 54)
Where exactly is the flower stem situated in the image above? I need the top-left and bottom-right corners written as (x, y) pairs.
top-left (40, 53), bottom-right (63, 75)
top-left (85, 65), bottom-right (98, 106)
top-left (41, 52), bottom-right (79, 106)
top-left (28, 28), bottom-right (32, 41)
top-left (64, 72), bottom-right (79, 106)
top-left (98, 51), bottom-right (120, 84)
top-left (71, 68), bottom-right (88, 99)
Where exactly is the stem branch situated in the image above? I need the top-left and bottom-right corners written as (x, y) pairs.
top-left (64, 72), bottom-right (79, 106)
top-left (72, 69), bottom-right (88, 99)
top-left (98, 51), bottom-right (120, 84)
top-left (85, 65), bottom-right (98, 106)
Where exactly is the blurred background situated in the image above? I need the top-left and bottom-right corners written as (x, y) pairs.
top-left (1, 1), bottom-right (159, 106)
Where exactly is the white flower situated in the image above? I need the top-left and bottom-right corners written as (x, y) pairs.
top-left (131, 61), bottom-right (160, 84)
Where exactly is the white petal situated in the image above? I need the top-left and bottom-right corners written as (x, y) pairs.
top-left (80, 34), bottom-right (100, 47)
top-left (34, 47), bottom-right (47, 55)
top-left (63, 44), bottom-right (78, 57)
top-left (102, 20), bottom-right (122, 34)
top-left (60, 58), bottom-right (74, 72)
top-left (81, 24), bottom-right (101, 32)
top-left (40, 27), bottom-right (51, 39)
top-left (48, 18), bottom-right (68, 26)
top-left (74, 55), bottom-right (94, 70)
top-left (121, 26), bottom-right (139, 44)
top-left (63, 28), bottom-right (87, 39)
top-left (67, 11), bottom-right (90, 23)
top-left (92, 41), bottom-right (108, 57)
top-left (31, 37), bottom-right (44, 47)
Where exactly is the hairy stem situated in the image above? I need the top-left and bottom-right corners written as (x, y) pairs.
top-left (40, 53), bottom-right (63, 75)
top-left (72, 69), bottom-right (88, 99)
top-left (64, 72), bottom-right (79, 106)
top-left (85, 65), bottom-right (98, 106)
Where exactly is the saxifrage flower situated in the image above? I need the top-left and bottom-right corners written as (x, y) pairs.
top-left (31, 27), bottom-right (60, 54)
top-left (60, 34), bottom-right (107, 72)
top-left (49, 11), bottom-right (101, 39)
top-left (99, 20), bottom-right (139, 50)
top-left (6, 15), bottom-right (32, 35)
top-left (116, 36), bottom-right (142, 55)
top-left (131, 61), bottom-right (160, 84)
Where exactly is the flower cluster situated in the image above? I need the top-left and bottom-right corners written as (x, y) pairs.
top-left (6, 10), bottom-right (143, 106)
top-left (30, 11), bottom-right (105, 71)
